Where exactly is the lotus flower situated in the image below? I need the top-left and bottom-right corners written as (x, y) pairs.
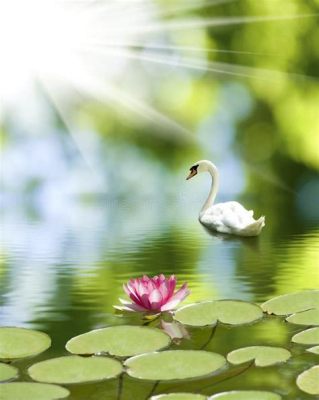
top-left (114, 274), bottom-right (190, 313)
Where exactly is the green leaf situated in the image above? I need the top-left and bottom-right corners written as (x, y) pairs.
top-left (151, 394), bottom-right (206, 400)
top-left (0, 327), bottom-right (51, 361)
top-left (227, 346), bottom-right (291, 367)
top-left (262, 290), bottom-right (319, 316)
top-left (307, 345), bottom-right (319, 355)
top-left (208, 391), bottom-right (282, 399)
top-left (292, 327), bottom-right (319, 345)
top-left (125, 350), bottom-right (226, 381)
top-left (66, 326), bottom-right (171, 357)
top-left (0, 363), bottom-right (18, 382)
top-left (174, 300), bottom-right (263, 327)
top-left (28, 355), bottom-right (122, 384)
top-left (296, 365), bottom-right (319, 395)
top-left (286, 308), bottom-right (319, 326)
top-left (0, 382), bottom-right (70, 400)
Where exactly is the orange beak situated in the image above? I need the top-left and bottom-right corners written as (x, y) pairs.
top-left (186, 170), bottom-right (197, 180)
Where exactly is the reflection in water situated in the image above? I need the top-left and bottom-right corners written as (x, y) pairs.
top-left (0, 199), bottom-right (318, 399)
top-left (1, 200), bottom-right (319, 324)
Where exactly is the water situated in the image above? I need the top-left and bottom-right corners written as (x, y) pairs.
top-left (1, 198), bottom-right (319, 399)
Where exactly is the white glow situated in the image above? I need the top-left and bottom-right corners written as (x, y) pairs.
top-left (0, 2), bottom-right (72, 96)
top-left (1, 0), bottom-right (314, 132)
top-left (0, 0), bottom-right (158, 110)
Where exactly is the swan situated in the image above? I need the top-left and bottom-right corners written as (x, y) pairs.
top-left (186, 160), bottom-right (265, 237)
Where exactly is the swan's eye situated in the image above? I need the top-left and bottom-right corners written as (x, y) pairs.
top-left (190, 164), bottom-right (199, 172)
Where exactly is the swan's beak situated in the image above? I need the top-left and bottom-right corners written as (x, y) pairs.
top-left (186, 170), bottom-right (197, 180)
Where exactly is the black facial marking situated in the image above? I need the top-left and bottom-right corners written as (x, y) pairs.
top-left (189, 164), bottom-right (199, 172)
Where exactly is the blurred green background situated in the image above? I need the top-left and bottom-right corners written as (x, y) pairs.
top-left (0, 0), bottom-right (319, 398)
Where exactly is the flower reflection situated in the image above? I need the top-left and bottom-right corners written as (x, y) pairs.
top-left (160, 320), bottom-right (190, 343)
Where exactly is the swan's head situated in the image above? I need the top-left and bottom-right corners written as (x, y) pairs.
top-left (186, 160), bottom-right (211, 180)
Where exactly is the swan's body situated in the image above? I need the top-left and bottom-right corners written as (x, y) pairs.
top-left (187, 160), bottom-right (265, 237)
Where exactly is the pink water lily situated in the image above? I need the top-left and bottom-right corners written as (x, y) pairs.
top-left (114, 274), bottom-right (190, 313)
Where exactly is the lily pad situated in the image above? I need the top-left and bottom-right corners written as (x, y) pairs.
top-left (292, 327), bottom-right (319, 345)
top-left (307, 345), bottom-right (319, 355)
top-left (296, 365), bottom-right (319, 395)
top-left (0, 363), bottom-right (18, 382)
top-left (66, 325), bottom-right (171, 357)
top-left (151, 395), bottom-right (206, 400)
top-left (0, 382), bottom-right (70, 400)
top-left (125, 350), bottom-right (226, 381)
top-left (262, 290), bottom-right (319, 316)
top-left (227, 346), bottom-right (291, 367)
top-left (174, 300), bottom-right (263, 327)
top-left (286, 308), bottom-right (319, 326)
top-left (0, 327), bottom-right (51, 361)
top-left (208, 391), bottom-right (282, 399)
top-left (28, 355), bottom-right (122, 384)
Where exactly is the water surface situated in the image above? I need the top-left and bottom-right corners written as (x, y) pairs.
top-left (1, 198), bottom-right (318, 399)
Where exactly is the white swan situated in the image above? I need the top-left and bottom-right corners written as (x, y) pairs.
top-left (186, 160), bottom-right (265, 237)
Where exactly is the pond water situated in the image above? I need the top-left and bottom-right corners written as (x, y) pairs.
top-left (1, 194), bottom-right (318, 399)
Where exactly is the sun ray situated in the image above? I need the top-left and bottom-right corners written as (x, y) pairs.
top-left (96, 85), bottom-right (194, 143)
top-left (39, 67), bottom-right (194, 146)
top-left (155, 0), bottom-right (238, 19)
top-left (81, 78), bottom-right (195, 142)
top-left (90, 41), bottom-right (269, 57)
top-left (78, 0), bottom-right (236, 21)
top-left (97, 12), bottom-right (319, 35)
top-left (38, 77), bottom-right (108, 192)
top-left (83, 46), bottom-right (316, 83)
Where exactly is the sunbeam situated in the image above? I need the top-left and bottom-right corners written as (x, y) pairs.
top-left (154, 0), bottom-right (238, 19)
top-left (83, 45), bottom-right (315, 83)
top-left (38, 77), bottom-right (108, 193)
top-left (93, 42), bottom-right (269, 57)
top-left (94, 84), bottom-right (195, 142)
top-left (41, 68), bottom-right (194, 143)
top-left (89, 12), bottom-right (319, 36)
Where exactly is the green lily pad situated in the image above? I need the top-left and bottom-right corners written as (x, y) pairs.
top-left (227, 346), bottom-right (291, 367)
top-left (292, 327), bottom-right (319, 345)
top-left (0, 382), bottom-right (70, 400)
top-left (28, 355), bottom-right (122, 384)
top-left (296, 365), bottom-right (319, 395)
top-left (0, 327), bottom-right (51, 361)
top-left (286, 308), bottom-right (319, 326)
top-left (174, 300), bottom-right (263, 327)
top-left (0, 363), bottom-right (18, 382)
top-left (208, 391), bottom-right (282, 399)
top-left (151, 395), bottom-right (206, 400)
top-left (125, 350), bottom-right (226, 381)
top-left (262, 290), bottom-right (319, 316)
top-left (66, 326), bottom-right (171, 357)
top-left (307, 345), bottom-right (319, 355)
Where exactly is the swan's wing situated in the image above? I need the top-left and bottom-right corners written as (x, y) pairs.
top-left (205, 202), bottom-right (254, 230)
top-left (200, 203), bottom-right (238, 232)
top-left (220, 207), bottom-right (244, 229)
top-left (201, 202), bottom-right (264, 236)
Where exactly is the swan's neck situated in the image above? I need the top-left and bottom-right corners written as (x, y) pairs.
top-left (200, 162), bottom-right (219, 216)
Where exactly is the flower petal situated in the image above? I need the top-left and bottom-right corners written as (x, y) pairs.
top-left (160, 283), bottom-right (190, 311)
top-left (114, 302), bottom-right (147, 312)
top-left (159, 280), bottom-right (169, 301)
top-left (168, 275), bottom-right (176, 297)
top-left (124, 283), bottom-right (144, 307)
top-left (149, 288), bottom-right (163, 311)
